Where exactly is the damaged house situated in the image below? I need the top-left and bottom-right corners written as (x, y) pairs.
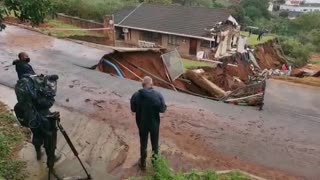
top-left (112, 4), bottom-right (240, 58)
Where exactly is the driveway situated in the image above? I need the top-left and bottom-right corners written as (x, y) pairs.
top-left (1, 25), bottom-right (320, 180)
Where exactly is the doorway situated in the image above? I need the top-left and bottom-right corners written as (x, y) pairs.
top-left (189, 38), bottom-right (197, 55)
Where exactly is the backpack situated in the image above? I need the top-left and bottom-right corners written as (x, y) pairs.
top-left (14, 75), bottom-right (58, 128)
top-left (14, 76), bottom-right (38, 127)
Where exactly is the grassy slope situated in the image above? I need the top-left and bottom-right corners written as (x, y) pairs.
top-left (241, 31), bottom-right (275, 46)
top-left (182, 59), bottom-right (215, 70)
top-left (0, 102), bottom-right (27, 180)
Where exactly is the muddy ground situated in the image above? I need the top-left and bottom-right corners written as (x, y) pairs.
top-left (1, 25), bottom-right (320, 180)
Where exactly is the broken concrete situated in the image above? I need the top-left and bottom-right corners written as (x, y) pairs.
top-left (185, 70), bottom-right (228, 98)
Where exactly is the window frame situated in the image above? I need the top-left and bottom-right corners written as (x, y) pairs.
top-left (168, 35), bottom-right (179, 46)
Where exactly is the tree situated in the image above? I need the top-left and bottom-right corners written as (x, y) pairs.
top-left (244, 6), bottom-right (262, 20)
top-left (292, 12), bottom-right (320, 33)
top-left (279, 11), bottom-right (289, 18)
top-left (212, 0), bottom-right (224, 8)
top-left (228, 4), bottom-right (245, 24)
top-left (277, 0), bottom-right (286, 4)
top-left (143, 0), bottom-right (172, 5)
top-left (1, 0), bottom-right (53, 27)
top-left (240, 0), bottom-right (270, 21)
top-left (0, 2), bottom-right (6, 31)
top-left (177, 0), bottom-right (212, 7)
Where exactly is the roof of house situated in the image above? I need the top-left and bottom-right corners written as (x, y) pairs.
top-left (114, 3), bottom-right (234, 38)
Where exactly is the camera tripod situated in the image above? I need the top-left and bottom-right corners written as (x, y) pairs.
top-left (47, 113), bottom-right (91, 180)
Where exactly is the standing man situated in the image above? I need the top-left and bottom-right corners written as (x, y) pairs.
top-left (130, 76), bottom-right (167, 170)
top-left (257, 31), bottom-right (264, 41)
top-left (12, 52), bottom-right (36, 79)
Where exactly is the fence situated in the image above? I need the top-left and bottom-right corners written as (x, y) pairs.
top-left (56, 13), bottom-right (104, 33)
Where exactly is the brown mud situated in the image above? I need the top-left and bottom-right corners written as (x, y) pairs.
top-left (83, 99), bottom-right (302, 180)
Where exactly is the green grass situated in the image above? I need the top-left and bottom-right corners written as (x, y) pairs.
top-left (0, 104), bottom-right (27, 180)
top-left (216, 0), bottom-right (231, 6)
top-left (182, 59), bottom-right (215, 70)
top-left (42, 19), bottom-right (104, 38)
top-left (241, 31), bottom-right (276, 46)
top-left (131, 155), bottom-right (250, 180)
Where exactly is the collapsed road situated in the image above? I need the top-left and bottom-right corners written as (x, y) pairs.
top-left (1, 25), bottom-right (320, 179)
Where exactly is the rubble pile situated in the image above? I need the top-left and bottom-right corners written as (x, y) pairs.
top-left (291, 64), bottom-right (320, 78)
top-left (97, 40), bottom-right (284, 107)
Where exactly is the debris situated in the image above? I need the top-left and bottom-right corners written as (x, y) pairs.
top-left (111, 91), bottom-right (122, 98)
top-left (185, 70), bottom-right (227, 98)
top-left (97, 41), bottom-right (282, 107)
top-left (291, 64), bottom-right (320, 77)
top-left (93, 100), bottom-right (105, 108)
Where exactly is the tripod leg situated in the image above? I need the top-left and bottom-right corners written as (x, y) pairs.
top-left (48, 167), bottom-right (51, 180)
top-left (47, 118), bottom-right (58, 180)
top-left (48, 167), bottom-right (62, 180)
top-left (58, 123), bottom-right (91, 179)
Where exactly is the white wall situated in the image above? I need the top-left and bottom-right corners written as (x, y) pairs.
top-left (305, 0), bottom-right (320, 3)
top-left (280, 4), bottom-right (320, 12)
top-left (285, 0), bottom-right (303, 5)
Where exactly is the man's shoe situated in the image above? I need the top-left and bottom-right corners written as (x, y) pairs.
top-left (139, 158), bottom-right (146, 171)
top-left (54, 153), bottom-right (62, 162)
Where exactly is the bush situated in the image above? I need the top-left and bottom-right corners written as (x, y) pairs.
top-left (279, 11), bottom-right (289, 18)
top-left (280, 38), bottom-right (312, 67)
top-left (0, 111), bottom-right (27, 180)
top-left (53, 0), bottom-right (138, 22)
top-left (131, 155), bottom-right (250, 180)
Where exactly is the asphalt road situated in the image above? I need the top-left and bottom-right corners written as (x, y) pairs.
top-left (1, 25), bottom-right (320, 179)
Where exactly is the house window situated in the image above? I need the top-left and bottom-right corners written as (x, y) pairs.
top-left (200, 40), bottom-right (211, 48)
top-left (168, 35), bottom-right (179, 46)
top-left (143, 31), bottom-right (160, 42)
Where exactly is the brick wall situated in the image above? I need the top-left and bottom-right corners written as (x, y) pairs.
top-left (119, 28), bottom-right (197, 56)
top-left (128, 29), bottom-right (141, 44)
top-left (160, 34), bottom-right (191, 56)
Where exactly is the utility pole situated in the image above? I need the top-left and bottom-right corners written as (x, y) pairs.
top-left (112, 14), bottom-right (116, 47)
top-left (104, 15), bottom-right (116, 47)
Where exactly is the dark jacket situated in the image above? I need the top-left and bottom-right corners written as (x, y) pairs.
top-left (13, 60), bottom-right (36, 79)
top-left (131, 88), bottom-right (166, 131)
